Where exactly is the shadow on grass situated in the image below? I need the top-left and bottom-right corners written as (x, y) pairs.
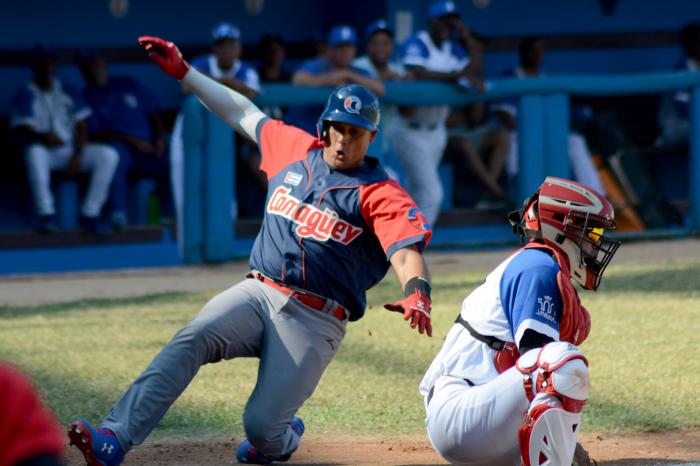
top-left (0, 292), bottom-right (197, 319)
top-left (603, 263), bottom-right (700, 294)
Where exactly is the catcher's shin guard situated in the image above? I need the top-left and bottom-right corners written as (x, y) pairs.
top-left (516, 342), bottom-right (590, 466)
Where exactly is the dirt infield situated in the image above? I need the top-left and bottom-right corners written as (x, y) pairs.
top-left (62, 431), bottom-right (700, 465)
top-left (6, 238), bottom-right (700, 465)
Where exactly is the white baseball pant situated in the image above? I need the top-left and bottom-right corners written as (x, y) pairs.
top-left (24, 143), bottom-right (119, 217)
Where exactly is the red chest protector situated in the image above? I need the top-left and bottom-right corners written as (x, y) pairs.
top-left (521, 243), bottom-right (591, 346)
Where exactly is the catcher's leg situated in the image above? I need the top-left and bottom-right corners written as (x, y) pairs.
top-left (516, 342), bottom-right (590, 466)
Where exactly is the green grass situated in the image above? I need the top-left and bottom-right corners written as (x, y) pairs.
top-left (1, 259), bottom-right (699, 438)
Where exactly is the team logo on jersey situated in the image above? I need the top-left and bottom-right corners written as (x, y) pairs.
top-left (283, 171), bottom-right (303, 186)
top-left (536, 295), bottom-right (556, 323)
top-left (267, 186), bottom-right (363, 245)
top-left (344, 96), bottom-right (362, 114)
top-left (123, 92), bottom-right (139, 108)
top-left (408, 207), bottom-right (430, 230)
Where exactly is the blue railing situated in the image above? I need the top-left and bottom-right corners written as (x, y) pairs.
top-left (181, 71), bottom-right (700, 264)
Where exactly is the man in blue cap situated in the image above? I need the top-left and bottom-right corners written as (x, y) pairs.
top-left (353, 19), bottom-right (406, 82)
top-left (286, 25), bottom-right (384, 135)
top-left (391, 0), bottom-right (484, 226)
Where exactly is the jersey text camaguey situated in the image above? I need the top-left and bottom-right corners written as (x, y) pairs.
top-left (250, 119), bottom-right (432, 320)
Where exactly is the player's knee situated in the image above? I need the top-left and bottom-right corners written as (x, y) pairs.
top-left (242, 411), bottom-right (278, 449)
top-left (24, 144), bottom-right (49, 163)
top-left (517, 342), bottom-right (589, 412)
top-left (170, 318), bottom-right (223, 363)
top-left (99, 144), bottom-right (120, 170)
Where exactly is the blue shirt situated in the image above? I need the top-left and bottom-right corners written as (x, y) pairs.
top-left (190, 54), bottom-right (261, 92)
top-left (11, 79), bottom-right (91, 147)
top-left (83, 76), bottom-right (159, 141)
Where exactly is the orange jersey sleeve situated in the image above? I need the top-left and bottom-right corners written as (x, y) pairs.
top-left (359, 179), bottom-right (432, 258)
top-left (257, 118), bottom-right (323, 179)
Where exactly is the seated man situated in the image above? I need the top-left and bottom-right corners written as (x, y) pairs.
top-left (286, 24), bottom-right (384, 135)
top-left (80, 51), bottom-right (173, 227)
top-left (391, 0), bottom-right (484, 225)
top-left (11, 46), bottom-right (118, 234)
top-left (494, 36), bottom-right (605, 195)
top-left (656, 22), bottom-right (700, 147)
top-left (445, 102), bottom-right (510, 208)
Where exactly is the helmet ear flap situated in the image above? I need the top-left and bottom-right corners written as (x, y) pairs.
top-left (509, 191), bottom-right (543, 241)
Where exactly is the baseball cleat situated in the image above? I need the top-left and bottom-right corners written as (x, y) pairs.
top-left (68, 419), bottom-right (124, 466)
top-left (236, 417), bottom-right (304, 464)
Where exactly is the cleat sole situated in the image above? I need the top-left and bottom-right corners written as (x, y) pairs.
top-left (67, 421), bottom-right (106, 466)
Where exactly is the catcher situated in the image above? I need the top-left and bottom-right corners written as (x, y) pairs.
top-left (421, 177), bottom-right (619, 465)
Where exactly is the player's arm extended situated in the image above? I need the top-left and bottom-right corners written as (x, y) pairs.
top-left (390, 245), bottom-right (431, 288)
top-left (138, 36), bottom-right (265, 143)
top-left (183, 68), bottom-right (265, 142)
top-left (386, 245), bottom-right (433, 337)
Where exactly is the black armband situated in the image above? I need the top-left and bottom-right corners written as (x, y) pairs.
top-left (404, 276), bottom-right (431, 299)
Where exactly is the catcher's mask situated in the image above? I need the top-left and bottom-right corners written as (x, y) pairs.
top-left (508, 177), bottom-right (621, 290)
top-left (316, 84), bottom-right (380, 144)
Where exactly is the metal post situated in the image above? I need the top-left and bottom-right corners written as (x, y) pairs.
top-left (203, 112), bottom-right (235, 262)
top-left (517, 95), bottom-right (546, 203)
top-left (544, 93), bottom-right (570, 180)
top-left (690, 86), bottom-right (700, 232)
top-left (181, 96), bottom-right (205, 264)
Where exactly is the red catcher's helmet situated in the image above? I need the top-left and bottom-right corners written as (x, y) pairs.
top-left (508, 177), bottom-right (621, 290)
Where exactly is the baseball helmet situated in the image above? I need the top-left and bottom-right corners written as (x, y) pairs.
top-left (508, 177), bottom-right (620, 290)
top-left (316, 84), bottom-right (381, 142)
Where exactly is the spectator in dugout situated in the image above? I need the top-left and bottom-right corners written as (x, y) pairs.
top-left (390, 0), bottom-right (484, 226)
top-left (353, 19), bottom-right (406, 82)
top-left (79, 50), bottom-right (174, 228)
top-left (493, 36), bottom-right (605, 196)
top-left (11, 46), bottom-right (118, 234)
top-left (444, 100), bottom-right (510, 208)
top-left (656, 22), bottom-right (700, 148)
top-left (256, 33), bottom-right (291, 123)
top-left (353, 19), bottom-right (408, 170)
top-left (285, 25), bottom-right (384, 135)
top-left (169, 22), bottom-right (262, 229)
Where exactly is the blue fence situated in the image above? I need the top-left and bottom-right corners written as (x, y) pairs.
top-left (180, 71), bottom-right (700, 264)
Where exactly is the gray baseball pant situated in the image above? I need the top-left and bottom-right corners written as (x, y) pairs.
top-left (101, 278), bottom-right (347, 458)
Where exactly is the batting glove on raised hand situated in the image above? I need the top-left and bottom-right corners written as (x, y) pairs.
top-left (384, 289), bottom-right (432, 337)
top-left (138, 36), bottom-right (190, 80)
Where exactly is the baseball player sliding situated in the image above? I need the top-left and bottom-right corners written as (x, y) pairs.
top-left (421, 177), bottom-right (620, 466)
top-left (67, 36), bottom-right (433, 466)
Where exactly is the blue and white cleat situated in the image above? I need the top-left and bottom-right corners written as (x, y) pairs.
top-left (236, 417), bottom-right (305, 464)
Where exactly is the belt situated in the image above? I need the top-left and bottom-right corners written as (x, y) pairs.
top-left (253, 273), bottom-right (348, 321)
top-left (407, 121), bottom-right (438, 131)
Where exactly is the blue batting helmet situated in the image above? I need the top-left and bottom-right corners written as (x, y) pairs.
top-left (316, 84), bottom-right (381, 140)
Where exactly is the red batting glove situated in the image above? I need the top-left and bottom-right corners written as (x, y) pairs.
top-left (384, 290), bottom-right (432, 337)
top-left (137, 36), bottom-right (190, 80)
